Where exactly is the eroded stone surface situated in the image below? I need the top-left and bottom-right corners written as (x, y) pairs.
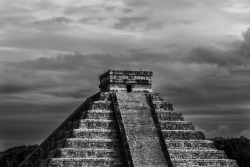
top-left (18, 92), bottom-right (125, 167)
top-left (19, 70), bottom-right (239, 167)
top-left (116, 92), bottom-right (167, 167)
top-left (151, 92), bottom-right (238, 167)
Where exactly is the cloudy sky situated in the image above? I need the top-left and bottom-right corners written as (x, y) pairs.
top-left (0, 0), bottom-right (250, 151)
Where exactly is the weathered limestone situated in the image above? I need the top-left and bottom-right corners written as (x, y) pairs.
top-left (19, 70), bottom-right (239, 167)
top-left (99, 70), bottom-right (153, 92)
top-left (18, 92), bottom-right (125, 167)
top-left (116, 92), bottom-right (168, 167)
top-left (150, 93), bottom-right (238, 167)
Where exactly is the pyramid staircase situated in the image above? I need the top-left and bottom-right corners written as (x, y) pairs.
top-left (18, 92), bottom-right (126, 167)
top-left (114, 92), bottom-right (168, 167)
top-left (18, 69), bottom-right (240, 167)
top-left (147, 92), bottom-right (238, 167)
top-left (18, 91), bottom-right (239, 167)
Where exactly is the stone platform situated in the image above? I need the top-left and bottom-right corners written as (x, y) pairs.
top-left (18, 70), bottom-right (238, 167)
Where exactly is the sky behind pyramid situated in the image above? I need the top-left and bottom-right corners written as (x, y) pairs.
top-left (0, 0), bottom-right (250, 151)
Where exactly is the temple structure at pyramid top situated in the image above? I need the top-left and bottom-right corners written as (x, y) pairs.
top-left (18, 69), bottom-right (239, 167)
top-left (99, 70), bottom-right (153, 92)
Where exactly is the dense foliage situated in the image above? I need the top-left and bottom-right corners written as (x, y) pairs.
top-left (213, 136), bottom-right (250, 167)
top-left (0, 145), bottom-right (38, 167)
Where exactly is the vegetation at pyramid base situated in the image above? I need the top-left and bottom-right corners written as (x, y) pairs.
top-left (0, 145), bottom-right (38, 167)
top-left (213, 136), bottom-right (250, 167)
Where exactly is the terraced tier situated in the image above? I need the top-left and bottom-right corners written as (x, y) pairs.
top-left (150, 92), bottom-right (239, 167)
top-left (165, 140), bottom-right (216, 150)
top-left (48, 148), bottom-right (121, 158)
top-left (171, 159), bottom-right (238, 167)
top-left (160, 121), bottom-right (195, 130)
top-left (56, 138), bottom-right (120, 149)
top-left (40, 158), bottom-right (124, 167)
top-left (74, 119), bottom-right (116, 130)
top-left (89, 101), bottom-right (112, 110)
top-left (162, 130), bottom-right (205, 140)
top-left (67, 129), bottom-right (119, 139)
top-left (168, 149), bottom-right (227, 159)
top-left (37, 93), bottom-right (125, 167)
top-left (85, 110), bottom-right (115, 120)
top-left (156, 111), bottom-right (184, 121)
top-left (153, 101), bottom-right (174, 111)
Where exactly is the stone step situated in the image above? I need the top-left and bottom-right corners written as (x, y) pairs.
top-left (86, 110), bottom-right (114, 120)
top-left (168, 149), bottom-right (227, 159)
top-left (171, 159), bottom-right (238, 167)
top-left (76, 119), bottom-right (117, 130)
top-left (119, 98), bottom-right (144, 103)
top-left (49, 148), bottom-right (122, 159)
top-left (116, 92), bottom-right (168, 167)
top-left (118, 103), bottom-right (148, 109)
top-left (160, 121), bottom-right (195, 130)
top-left (156, 111), bottom-right (184, 121)
top-left (165, 140), bottom-right (216, 150)
top-left (162, 130), bottom-right (205, 140)
top-left (118, 92), bottom-right (146, 98)
top-left (108, 111), bottom-right (155, 125)
top-left (116, 93), bottom-right (146, 100)
top-left (151, 93), bottom-right (164, 101)
top-left (40, 158), bottom-right (124, 167)
top-left (153, 101), bottom-right (173, 111)
top-left (68, 129), bottom-right (119, 139)
top-left (56, 138), bottom-right (120, 149)
top-left (89, 101), bottom-right (112, 110)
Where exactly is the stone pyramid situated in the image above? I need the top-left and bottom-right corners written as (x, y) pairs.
top-left (18, 70), bottom-right (238, 167)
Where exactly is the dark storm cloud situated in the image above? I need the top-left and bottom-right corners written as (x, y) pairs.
top-left (2, 0), bottom-right (250, 151)
top-left (33, 17), bottom-right (73, 25)
top-left (114, 16), bottom-right (147, 29)
top-left (0, 100), bottom-right (80, 119)
top-left (1, 28), bottom-right (250, 150)
top-left (186, 28), bottom-right (250, 66)
top-left (105, 6), bottom-right (133, 13)
top-left (0, 84), bottom-right (35, 94)
top-left (113, 16), bottom-right (162, 30)
top-left (122, 8), bottom-right (133, 13)
top-left (125, 0), bottom-right (149, 7)
top-left (64, 6), bottom-right (95, 15)
top-left (79, 17), bottom-right (105, 24)
top-left (0, 98), bottom-right (83, 148)
top-left (174, 19), bottom-right (195, 25)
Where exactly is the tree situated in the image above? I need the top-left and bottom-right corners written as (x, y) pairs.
top-left (213, 136), bottom-right (250, 167)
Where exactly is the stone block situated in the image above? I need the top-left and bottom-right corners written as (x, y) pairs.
top-left (86, 110), bottom-right (114, 120)
top-left (57, 138), bottom-right (120, 150)
top-left (165, 140), bottom-right (216, 150)
top-left (156, 111), bottom-right (184, 121)
top-left (169, 149), bottom-right (227, 159)
top-left (77, 119), bottom-right (116, 130)
top-left (171, 159), bottom-right (238, 167)
top-left (160, 121), bottom-right (195, 130)
top-left (153, 101), bottom-right (173, 111)
top-left (42, 158), bottom-right (124, 167)
top-left (162, 130), bottom-right (205, 140)
top-left (70, 129), bottom-right (118, 139)
top-left (50, 148), bottom-right (121, 159)
top-left (89, 101), bottom-right (112, 110)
